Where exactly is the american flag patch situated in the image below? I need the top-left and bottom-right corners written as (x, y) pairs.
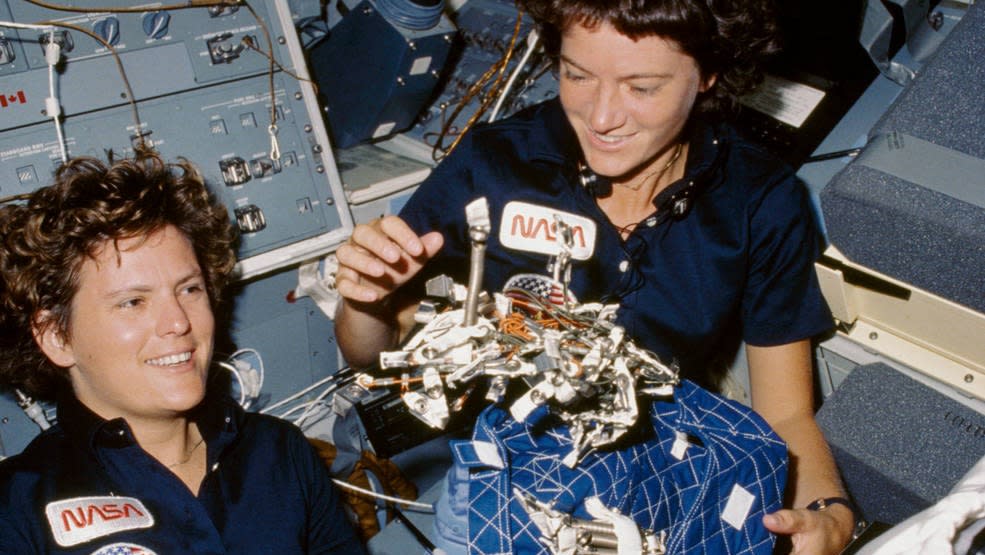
top-left (503, 274), bottom-right (577, 306)
top-left (90, 543), bottom-right (157, 555)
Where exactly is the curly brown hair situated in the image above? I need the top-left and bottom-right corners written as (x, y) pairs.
top-left (0, 150), bottom-right (238, 400)
top-left (517, 0), bottom-right (781, 116)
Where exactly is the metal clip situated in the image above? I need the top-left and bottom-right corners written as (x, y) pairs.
top-left (514, 489), bottom-right (667, 555)
top-left (268, 124), bottom-right (281, 161)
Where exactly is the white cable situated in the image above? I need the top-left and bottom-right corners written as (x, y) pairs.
top-left (488, 28), bottom-right (541, 123)
top-left (0, 21), bottom-right (56, 31)
top-left (215, 360), bottom-right (247, 407)
top-left (331, 477), bottom-right (435, 512)
top-left (242, 349), bottom-right (265, 393)
top-left (43, 33), bottom-right (68, 163)
top-left (261, 373), bottom-right (339, 414)
top-left (214, 348), bottom-right (266, 409)
top-left (228, 347), bottom-right (265, 403)
top-left (293, 382), bottom-right (338, 427)
top-left (1, 22), bottom-right (73, 162)
top-left (276, 399), bottom-right (325, 420)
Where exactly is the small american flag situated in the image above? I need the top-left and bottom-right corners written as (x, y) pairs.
top-left (91, 543), bottom-right (156, 555)
top-left (503, 273), bottom-right (577, 306)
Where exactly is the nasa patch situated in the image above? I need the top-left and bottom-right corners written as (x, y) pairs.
top-left (45, 496), bottom-right (154, 547)
top-left (499, 201), bottom-right (597, 260)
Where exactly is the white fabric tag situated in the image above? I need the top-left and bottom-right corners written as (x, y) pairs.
top-left (46, 496), bottom-right (154, 547)
top-left (499, 201), bottom-right (597, 260)
top-left (722, 484), bottom-right (756, 530)
top-left (473, 441), bottom-right (506, 470)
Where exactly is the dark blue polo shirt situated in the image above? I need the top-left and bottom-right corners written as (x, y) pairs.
top-left (400, 98), bottom-right (832, 389)
top-left (0, 392), bottom-right (365, 554)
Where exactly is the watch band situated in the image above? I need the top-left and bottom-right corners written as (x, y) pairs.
top-left (807, 496), bottom-right (868, 539)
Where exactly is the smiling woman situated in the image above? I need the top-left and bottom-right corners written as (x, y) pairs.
top-left (0, 151), bottom-right (365, 554)
top-left (332, 0), bottom-right (855, 553)
top-left (37, 226), bottom-right (216, 449)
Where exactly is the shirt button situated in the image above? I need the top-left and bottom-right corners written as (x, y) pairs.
top-left (645, 217), bottom-right (656, 227)
top-left (618, 260), bottom-right (630, 273)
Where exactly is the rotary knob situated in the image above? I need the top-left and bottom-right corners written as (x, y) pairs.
top-left (142, 11), bottom-right (171, 40)
top-left (93, 16), bottom-right (120, 46)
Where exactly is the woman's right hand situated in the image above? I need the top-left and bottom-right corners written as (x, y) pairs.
top-left (334, 215), bottom-right (444, 308)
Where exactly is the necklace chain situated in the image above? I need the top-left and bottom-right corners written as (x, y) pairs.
top-left (166, 435), bottom-right (205, 468)
top-left (614, 142), bottom-right (683, 192)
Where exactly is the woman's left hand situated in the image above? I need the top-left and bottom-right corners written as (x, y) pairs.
top-left (763, 505), bottom-right (855, 555)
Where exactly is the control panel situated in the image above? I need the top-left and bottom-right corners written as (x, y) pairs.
top-left (0, 0), bottom-right (351, 456)
top-left (0, 0), bottom-right (352, 278)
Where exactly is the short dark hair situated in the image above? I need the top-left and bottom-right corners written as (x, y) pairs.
top-left (0, 150), bottom-right (238, 400)
top-left (518, 0), bottom-right (781, 116)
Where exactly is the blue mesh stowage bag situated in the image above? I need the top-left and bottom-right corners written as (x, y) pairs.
top-left (443, 379), bottom-right (788, 555)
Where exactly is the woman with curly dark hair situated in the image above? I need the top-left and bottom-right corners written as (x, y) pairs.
top-left (0, 151), bottom-right (364, 554)
top-left (334, 1), bottom-right (853, 553)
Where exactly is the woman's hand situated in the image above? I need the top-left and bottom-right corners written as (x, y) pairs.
top-left (333, 216), bottom-right (444, 368)
top-left (334, 215), bottom-right (444, 306)
top-left (764, 504), bottom-right (855, 555)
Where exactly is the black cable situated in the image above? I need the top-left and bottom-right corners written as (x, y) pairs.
top-left (803, 147), bottom-right (863, 163)
top-left (391, 506), bottom-right (436, 555)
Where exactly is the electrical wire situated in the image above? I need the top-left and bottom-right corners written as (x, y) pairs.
top-left (0, 22), bottom-right (69, 160)
top-left (276, 399), bottom-right (325, 420)
top-left (330, 477), bottom-right (435, 512)
top-left (261, 373), bottom-right (340, 414)
top-left (803, 146), bottom-right (863, 163)
top-left (44, 34), bottom-right (68, 163)
top-left (229, 348), bottom-right (265, 395)
top-left (431, 9), bottom-right (526, 162)
top-left (391, 506), bottom-right (438, 554)
top-left (0, 20), bottom-right (54, 31)
top-left (488, 28), bottom-right (540, 123)
top-left (240, 34), bottom-right (318, 94)
top-left (23, 0), bottom-right (240, 14)
top-left (240, 0), bottom-right (282, 160)
top-left (25, 0), bottom-right (299, 160)
top-left (35, 19), bottom-right (148, 152)
top-left (214, 348), bottom-right (266, 409)
top-left (292, 381), bottom-right (338, 427)
top-left (215, 360), bottom-right (248, 406)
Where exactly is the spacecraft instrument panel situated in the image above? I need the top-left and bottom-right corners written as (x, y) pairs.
top-left (0, 0), bottom-right (983, 553)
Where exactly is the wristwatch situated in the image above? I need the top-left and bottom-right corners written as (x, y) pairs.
top-left (806, 496), bottom-right (868, 539)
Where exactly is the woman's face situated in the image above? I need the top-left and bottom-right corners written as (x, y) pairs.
top-left (40, 225), bottom-right (214, 424)
top-left (558, 21), bottom-right (714, 185)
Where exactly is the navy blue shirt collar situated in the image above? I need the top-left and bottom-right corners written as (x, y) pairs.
top-left (522, 97), bottom-right (727, 219)
top-left (56, 389), bottom-right (243, 464)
